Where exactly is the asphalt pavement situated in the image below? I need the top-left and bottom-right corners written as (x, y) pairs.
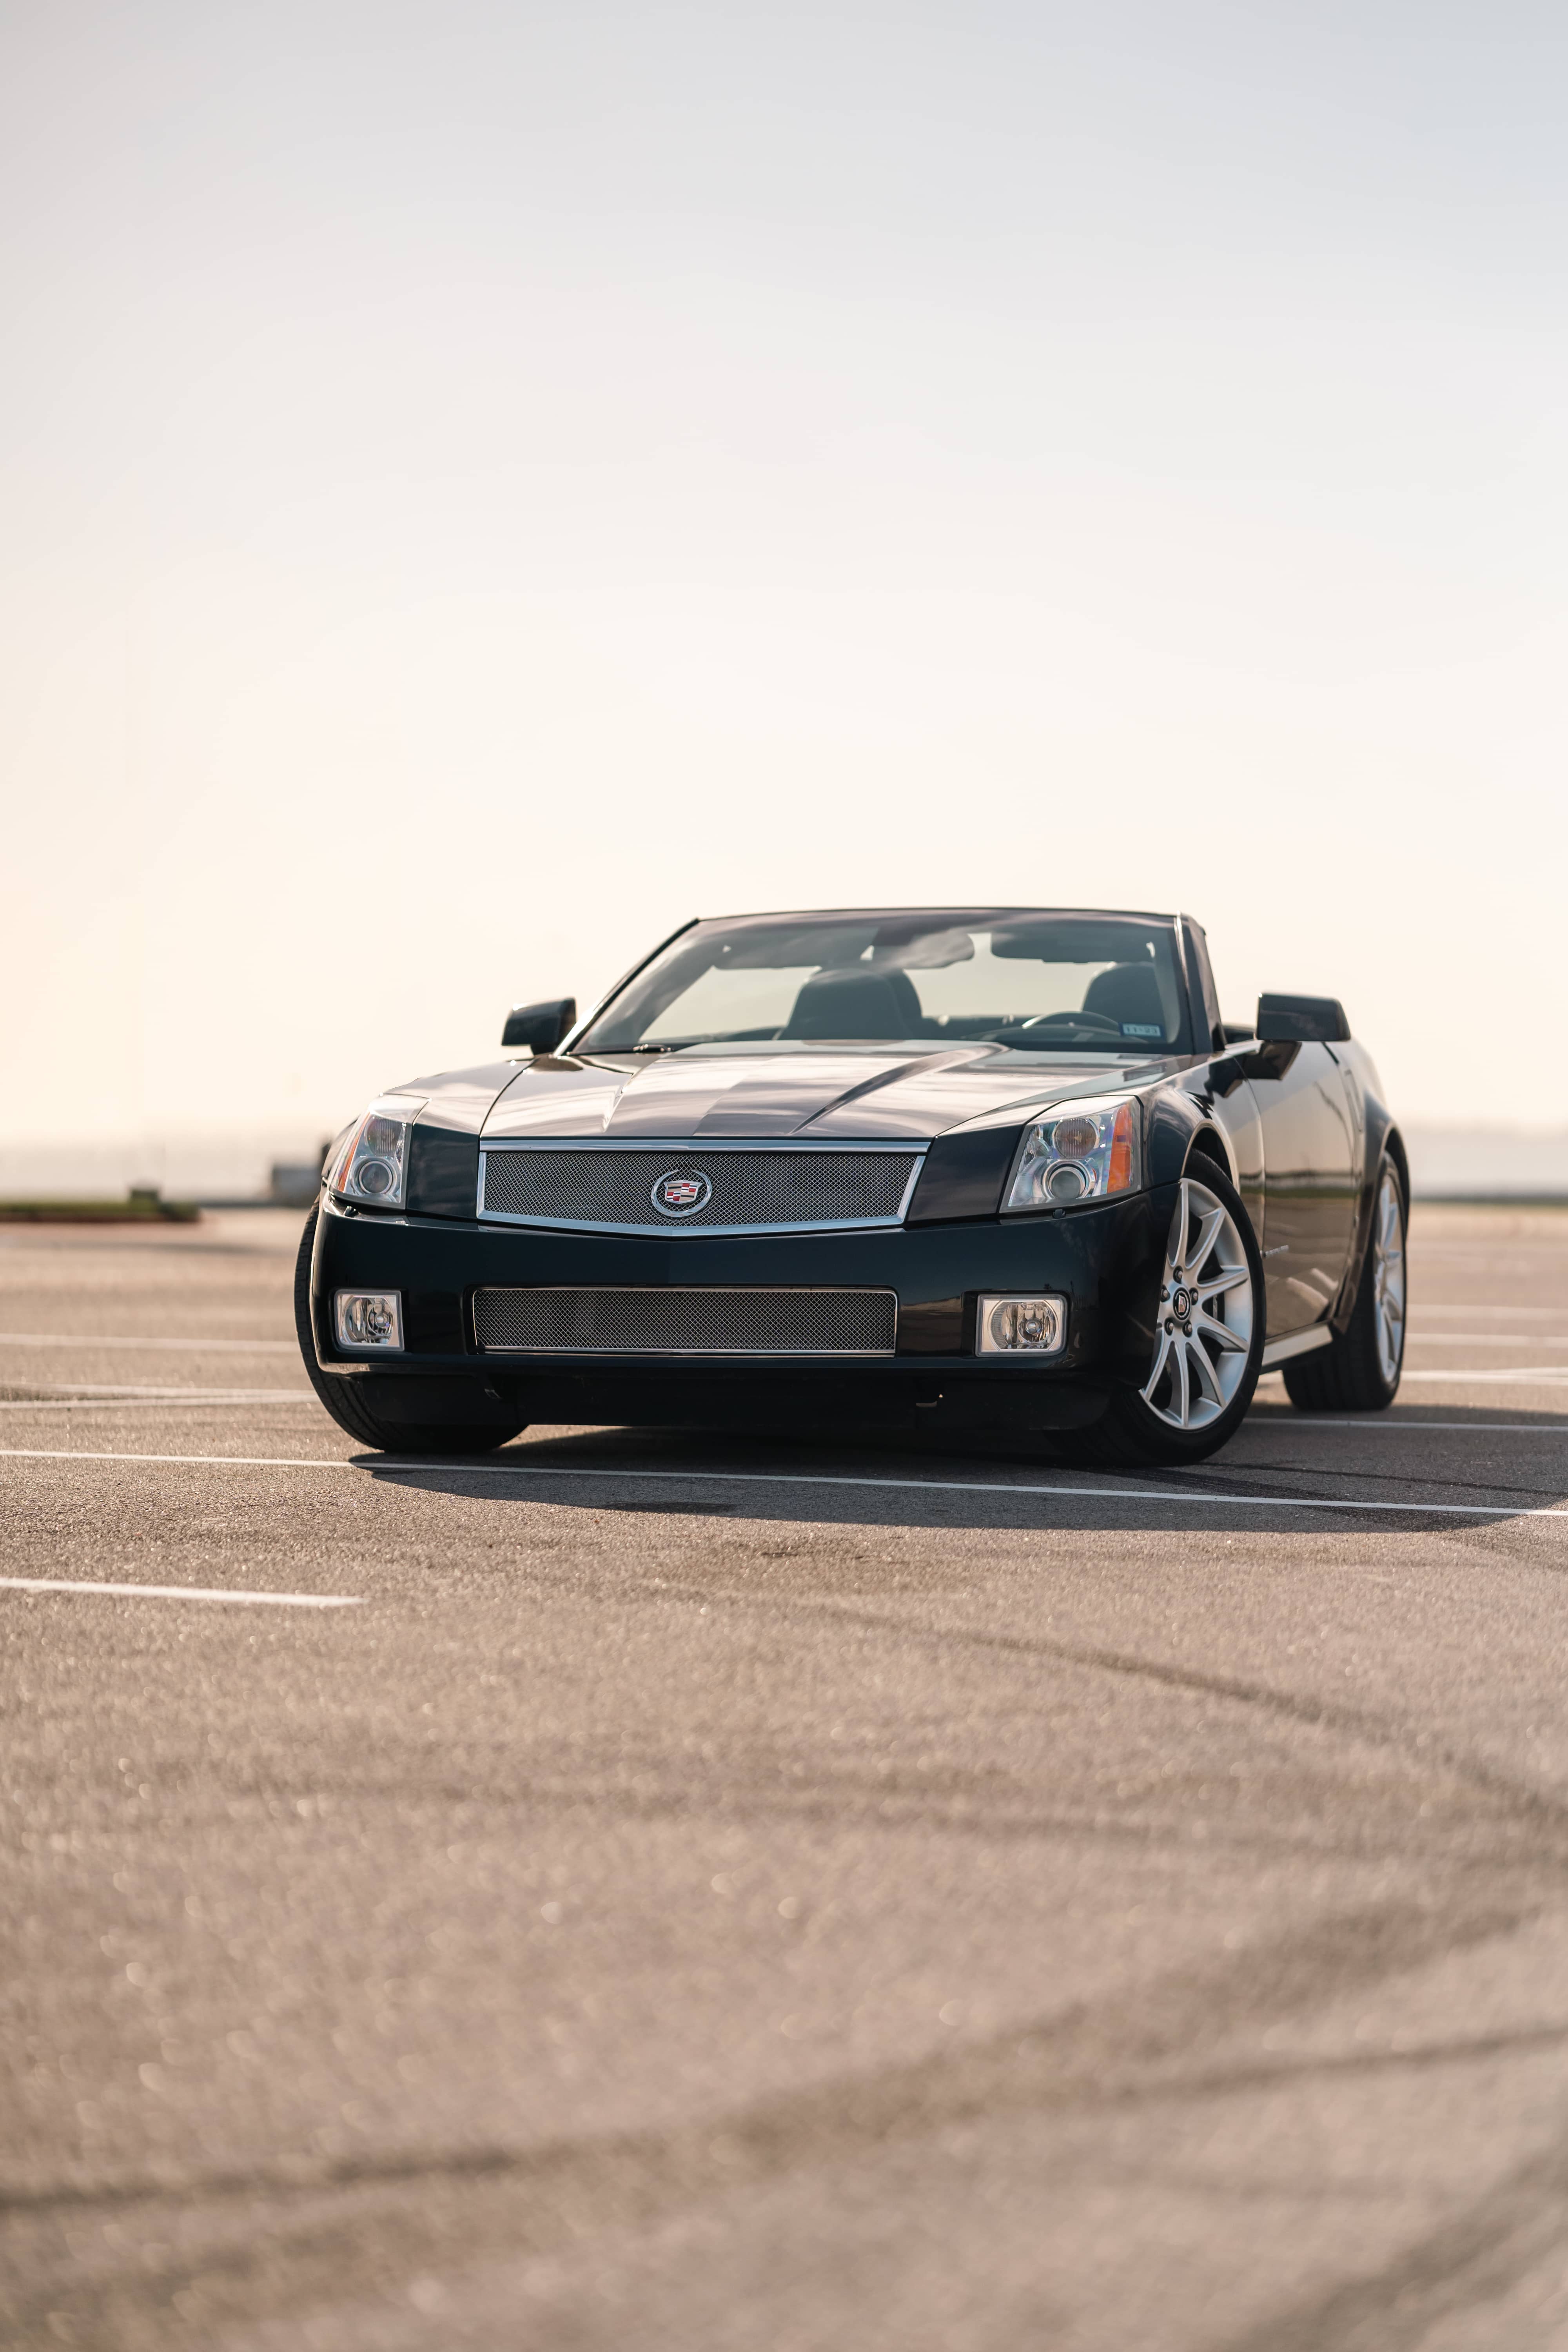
top-left (4, 1204), bottom-right (1568, 2352)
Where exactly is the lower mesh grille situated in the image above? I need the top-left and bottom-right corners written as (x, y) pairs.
top-left (473, 1287), bottom-right (898, 1356)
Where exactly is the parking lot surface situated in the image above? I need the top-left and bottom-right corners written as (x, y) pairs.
top-left (4, 1204), bottom-right (1568, 2352)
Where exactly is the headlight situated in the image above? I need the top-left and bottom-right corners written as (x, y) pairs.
top-left (1003, 1098), bottom-right (1140, 1211)
top-left (325, 1097), bottom-right (425, 1209)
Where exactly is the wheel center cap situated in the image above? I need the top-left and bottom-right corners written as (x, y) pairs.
top-left (1170, 1286), bottom-right (1193, 1321)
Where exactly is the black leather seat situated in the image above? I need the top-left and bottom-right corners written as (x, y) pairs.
top-left (784, 967), bottom-right (922, 1040)
top-left (1082, 962), bottom-right (1167, 1032)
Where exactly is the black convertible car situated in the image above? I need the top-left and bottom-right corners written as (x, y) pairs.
top-left (296, 907), bottom-right (1407, 1465)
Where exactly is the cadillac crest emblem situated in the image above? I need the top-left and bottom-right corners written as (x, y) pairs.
top-left (651, 1167), bottom-right (713, 1217)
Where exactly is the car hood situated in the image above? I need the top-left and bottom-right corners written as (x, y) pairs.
top-left (456, 1043), bottom-right (1174, 1145)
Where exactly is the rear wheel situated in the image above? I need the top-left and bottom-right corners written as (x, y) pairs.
top-left (1083, 1163), bottom-right (1264, 1466)
top-left (293, 1209), bottom-right (526, 1455)
top-left (1283, 1156), bottom-right (1406, 1412)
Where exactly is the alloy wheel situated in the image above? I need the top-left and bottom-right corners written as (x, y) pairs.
top-left (1371, 1163), bottom-right (1406, 1387)
top-left (1142, 1176), bottom-right (1255, 1431)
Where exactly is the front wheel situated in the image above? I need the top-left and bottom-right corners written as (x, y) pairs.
top-left (1283, 1156), bottom-right (1406, 1412)
top-left (1085, 1164), bottom-right (1264, 1466)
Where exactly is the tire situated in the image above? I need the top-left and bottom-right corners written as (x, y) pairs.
top-left (1283, 1154), bottom-right (1406, 1412)
top-left (293, 1209), bottom-right (526, 1455)
top-left (1081, 1160), bottom-right (1265, 1466)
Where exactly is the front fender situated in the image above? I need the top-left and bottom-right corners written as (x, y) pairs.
top-left (1331, 1092), bottom-right (1404, 1332)
top-left (1143, 1090), bottom-right (1236, 1191)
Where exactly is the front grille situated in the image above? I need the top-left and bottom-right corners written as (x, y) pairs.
top-left (473, 1287), bottom-right (898, 1356)
top-left (479, 1147), bottom-right (920, 1233)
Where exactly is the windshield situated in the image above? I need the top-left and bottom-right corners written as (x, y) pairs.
top-left (577, 910), bottom-right (1192, 1055)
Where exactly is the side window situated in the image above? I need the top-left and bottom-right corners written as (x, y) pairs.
top-left (1181, 921), bottom-right (1223, 1050)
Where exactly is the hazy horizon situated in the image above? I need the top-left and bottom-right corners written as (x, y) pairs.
top-left (4, 2), bottom-right (1565, 1173)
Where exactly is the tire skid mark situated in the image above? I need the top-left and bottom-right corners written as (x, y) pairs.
top-left (656, 1581), bottom-right (1568, 1852)
top-left (9, 2015), bottom-right (1563, 2225)
top-left (3, 1899), bottom-right (1537, 2348)
top-left (1208, 2116), bottom-right (1568, 2352)
top-left (1191, 1457), bottom-right (1568, 1501)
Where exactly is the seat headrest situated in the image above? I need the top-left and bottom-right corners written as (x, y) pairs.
top-left (1082, 962), bottom-right (1166, 1031)
top-left (784, 967), bottom-right (916, 1040)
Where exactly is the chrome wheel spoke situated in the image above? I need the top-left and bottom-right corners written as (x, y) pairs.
top-left (1185, 1204), bottom-right (1226, 1283)
top-left (1165, 1181), bottom-right (1190, 1276)
top-left (1369, 1165), bottom-right (1406, 1387)
top-left (1170, 1335), bottom-right (1191, 1423)
top-left (1187, 1338), bottom-right (1225, 1407)
top-left (1141, 1176), bottom-right (1256, 1434)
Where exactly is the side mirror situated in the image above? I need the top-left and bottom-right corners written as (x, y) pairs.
top-left (502, 996), bottom-right (577, 1053)
top-left (1256, 992), bottom-right (1350, 1045)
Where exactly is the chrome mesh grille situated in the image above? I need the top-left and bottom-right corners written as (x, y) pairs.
top-left (479, 1147), bottom-right (919, 1232)
top-left (473, 1287), bottom-right (898, 1356)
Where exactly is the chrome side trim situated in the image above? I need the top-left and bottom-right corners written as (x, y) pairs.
top-left (1261, 1323), bottom-right (1334, 1370)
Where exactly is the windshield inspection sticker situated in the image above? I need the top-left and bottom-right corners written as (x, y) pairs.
top-left (1120, 1023), bottom-right (1163, 1037)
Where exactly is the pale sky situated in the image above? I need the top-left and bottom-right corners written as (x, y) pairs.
top-left (3, 1), bottom-right (1564, 1181)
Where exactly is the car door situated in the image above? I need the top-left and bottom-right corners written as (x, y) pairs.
top-left (1248, 1040), bottom-right (1360, 1338)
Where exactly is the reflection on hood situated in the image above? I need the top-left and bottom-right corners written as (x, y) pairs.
top-left (472, 1043), bottom-right (1172, 1143)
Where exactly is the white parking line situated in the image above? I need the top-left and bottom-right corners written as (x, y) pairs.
top-left (1246, 1419), bottom-right (1568, 1434)
top-left (1406, 1335), bottom-right (1568, 1347)
top-left (0, 1575), bottom-right (360, 1609)
top-left (0, 1333), bottom-right (296, 1353)
top-left (1412, 1306), bottom-right (1568, 1319)
top-left (0, 1397), bottom-right (319, 1412)
top-left (0, 1448), bottom-right (1565, 1523)
top-left (1397, 1369), bottom-right (1568, 1384)
top-left (3, 1383), bottom-right (315, 1400)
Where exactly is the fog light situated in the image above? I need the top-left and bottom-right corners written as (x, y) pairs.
top-left (335, 1290), bottom-right (403, 1350)
top-left (976, 1294), bottom-right (1066, 1355)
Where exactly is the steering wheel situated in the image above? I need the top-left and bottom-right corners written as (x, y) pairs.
top-left (1019, 1011), bottom-right (1124, 1036)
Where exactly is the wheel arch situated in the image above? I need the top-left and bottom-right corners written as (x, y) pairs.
top-left (1383, 1122), bottom-right (1410, 1209)
top-left (1183, 1123), bottom-right (1235, 1186)
top-left (1144, 1091), bottom-right (1238, 1192)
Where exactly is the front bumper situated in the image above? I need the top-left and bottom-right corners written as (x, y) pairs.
top-left (309, 1192), bottom-right (1166, 1434)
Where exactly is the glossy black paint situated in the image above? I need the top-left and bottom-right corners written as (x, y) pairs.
top-left (905, 1127), bottom-right (1021, 1223)
top-left (1257, 993), bottom-right (1352, 1045)
top-left (406, 1126), bottom-right (479, 1220)
top-left (309, 1185), bottom-right (1162, 1436)
top-left (500, 998), bottom-right (576, 1052)
top-left (307, 906), bottom-right (1402, 1438)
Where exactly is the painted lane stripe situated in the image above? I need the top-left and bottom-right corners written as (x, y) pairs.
top-left (1, 1448), bottom-right (1566, 1523)
top-left (0, 1575), bottom-right (360, 1610)
top-left (0, 1398), bottom-right (319, 1413)
top-left (5, 1383), bottom-right (314, 1400)
top-left (0, 1448), bottom-right (352, 1471)
top-left (1411, 1307), bottom-right (1568, 1320)
top-left (1246, 1419), bottom-right (1568, 1435)
top-left (0, 1333), bottom-right (296, 1354)
top-left (1396, 1369), bottom-right (1568, 1384)
top-left (1407, 1335), bottom-right (1568, 1347)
